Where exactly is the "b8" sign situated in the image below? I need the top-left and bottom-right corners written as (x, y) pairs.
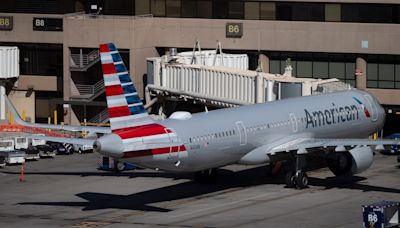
top-left (0, 16), bottom-right (13, 30)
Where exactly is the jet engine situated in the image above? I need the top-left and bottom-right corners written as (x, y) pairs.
top-left (327, 146), bottom-right (373, 176)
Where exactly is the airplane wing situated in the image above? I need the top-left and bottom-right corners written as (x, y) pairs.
top-left (28, 135), bottom-right (95, 146)
top-left (5, 95), bottom-right (111, 134)
top-left (268, 137), bottom-right (400, 155)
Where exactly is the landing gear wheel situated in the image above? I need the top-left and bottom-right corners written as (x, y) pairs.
top-left (295, 172), bottom-right (308, 189)
top-left (115, 162), bottom-right (125, 172)
top-left (285, 171), bottom-right (296, 188)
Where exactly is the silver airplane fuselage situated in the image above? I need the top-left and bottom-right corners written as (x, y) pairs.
top-left (96, 89), bottom-right (385, 172)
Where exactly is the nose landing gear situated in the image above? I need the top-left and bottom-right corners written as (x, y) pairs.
top-left (285, 154), bottom-right (309, 189)
top-left (285, 170), bottom-right (309, 189)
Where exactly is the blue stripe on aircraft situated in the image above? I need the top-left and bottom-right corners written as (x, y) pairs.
top-left (352, 97), bottom-right (363, 104)
top-left (122, 84), bottom-right (136, 94)
top-left (108, 43), bottom-right (117, 51)
top-left (119, 74), bottom-right (131, 83)
top-left (126, 94), bottom-right (141, 104)
top-left (111, 53), bottom-right (122, 62)
top-left (129, 106), bottom-right (146, 115)
top-left (115, 64), bottom-right (127, 73)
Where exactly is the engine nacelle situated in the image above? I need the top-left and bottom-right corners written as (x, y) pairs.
top-left (237, 146), bottom-right (271, 165)
top-left (327, 146), bottom-right (373, 176)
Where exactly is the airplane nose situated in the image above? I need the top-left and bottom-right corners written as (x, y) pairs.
top-left (93, 133), bottom-right (124, 158)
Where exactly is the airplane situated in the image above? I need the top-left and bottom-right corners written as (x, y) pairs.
top-left (6, 43), bottom-right (400, 189)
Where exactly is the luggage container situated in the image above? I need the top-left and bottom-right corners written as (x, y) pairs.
top-left (0, 139), bottom-right (25, 164)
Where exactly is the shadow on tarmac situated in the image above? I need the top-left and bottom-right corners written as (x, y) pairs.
top-left (15, 165), bottom-right (400, 212)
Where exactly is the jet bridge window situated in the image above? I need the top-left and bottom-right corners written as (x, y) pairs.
top-left (17, 138), bottom-right (26, 143)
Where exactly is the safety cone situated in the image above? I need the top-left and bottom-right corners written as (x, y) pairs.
top-left (20, 162), bottom-right (25, 182)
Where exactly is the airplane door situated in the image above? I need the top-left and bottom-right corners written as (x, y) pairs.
top-left (364, 95), bottom-right (378, 122)
top-left (289, 113), bottom-right (298, 132)
top-left (236, 121), bottom-right (247, 146)
top-left (165, 128), bottom-right (180, 161)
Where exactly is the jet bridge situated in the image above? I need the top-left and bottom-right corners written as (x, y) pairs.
top-left (146, 52), bottom-right (351, 109)
top-left (0, 46), bottom-right (19, 121)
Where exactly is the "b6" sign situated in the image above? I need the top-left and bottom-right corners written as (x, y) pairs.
top-left (226, 23), bottom-right (243, 38)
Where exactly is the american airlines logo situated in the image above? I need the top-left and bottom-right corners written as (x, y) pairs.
top-left (352, 97), bottom-right (371, 118)
top-left (304, 103), bottom-right (360, 128)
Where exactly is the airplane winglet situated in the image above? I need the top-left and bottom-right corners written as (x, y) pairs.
top-left (4, 94), bottom-right (31, 126)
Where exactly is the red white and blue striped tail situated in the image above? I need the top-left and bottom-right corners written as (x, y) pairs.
top-left (99, 43), bottom-right (154, 132)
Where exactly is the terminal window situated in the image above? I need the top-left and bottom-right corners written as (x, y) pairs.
top-left (367, 56), bottom-right (400, 89)
top-left (268, 52), bottom-right (356, 86)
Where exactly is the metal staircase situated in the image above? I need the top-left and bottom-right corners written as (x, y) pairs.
top-left (88, 109), bottom-right (109, 124)
top-left (70, 79), bottom-right (105, 101)
top-left (70, 49), bottom-right (100, 72)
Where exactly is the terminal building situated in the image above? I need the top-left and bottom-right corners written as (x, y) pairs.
top-left (0, 0), bottom-right (400, 134)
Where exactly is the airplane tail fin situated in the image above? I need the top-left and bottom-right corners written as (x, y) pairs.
top-left (99, 43), bottom-right (154, 132)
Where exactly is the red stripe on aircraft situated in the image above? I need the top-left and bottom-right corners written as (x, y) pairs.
top-left (364, 108), bottom-right (371, 118)
top-left (99, 44), bottom-right (110, 53)
top-left (108, 106), bottom-right (131, 118)
top-left (122, 145), bottom-right (186, 158)
top-left (152, 145), bottom-right (186, 155)
top-left (105, 85), bottom-right (124, 96)
top-left (102, 63), bottom-right (117, 74)
top-left (115, 123), bottom-right (172, 139)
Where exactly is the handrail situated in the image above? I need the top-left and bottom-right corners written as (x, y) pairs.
top-left (88, 109), bottom-right (109, 123)
top-left (71, 79), bottom-right (104, 97)
top-left (70, 50), bottom-right (100, 68)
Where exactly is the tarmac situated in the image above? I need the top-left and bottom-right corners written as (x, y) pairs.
top-left (0, 151), bottom-right (399, 228)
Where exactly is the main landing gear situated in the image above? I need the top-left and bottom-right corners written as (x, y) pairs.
top-left (285, 155), bottom-right (309, 189)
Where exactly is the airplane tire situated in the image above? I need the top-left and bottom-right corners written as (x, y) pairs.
top-left (114, 161), bottom-right (125, 172)
top-left (285, 171), bottom-right (296, 188)
top-left (295, 172), bottom-right (308, 189)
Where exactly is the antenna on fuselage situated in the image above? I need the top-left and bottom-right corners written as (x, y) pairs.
top-left (205, 106), bottom-right (209, 113)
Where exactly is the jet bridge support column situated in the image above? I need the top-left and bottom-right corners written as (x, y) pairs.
top-left (255, 72), bottom-right (264, 103)
top-left (356, 57), bottom-right (367, 89)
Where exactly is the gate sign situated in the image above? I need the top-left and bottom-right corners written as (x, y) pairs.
top-left (0, 16), bottom-right (13, 30)
top-left (226, 23), bottom-right (243, 38)
top-left (33, 18), bottom-right (63, 31)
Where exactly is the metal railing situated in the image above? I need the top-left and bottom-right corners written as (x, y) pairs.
top-left (70, 49), bottom-right (100, 69)
top-left (88, 109), bottom-right (109, 124)
top-left (71, 79), bottom-right (104, 99)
